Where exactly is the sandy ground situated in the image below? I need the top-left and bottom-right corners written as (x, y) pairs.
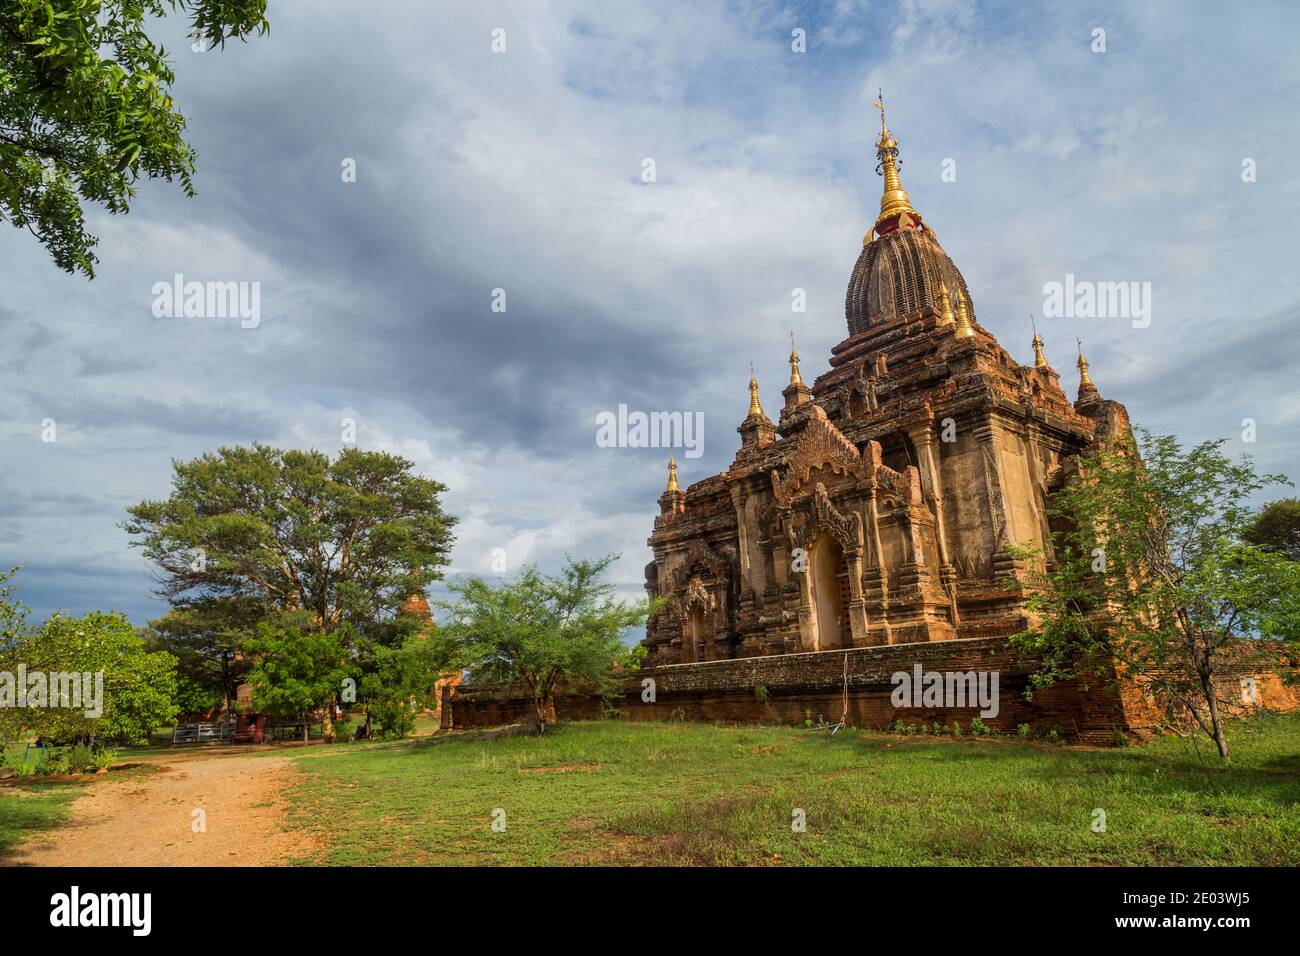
top-left (8, 748), bottom-right (319, 866)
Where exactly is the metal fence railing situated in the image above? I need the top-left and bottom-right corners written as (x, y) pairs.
top-left (171, 721), bottom-right (235, 744)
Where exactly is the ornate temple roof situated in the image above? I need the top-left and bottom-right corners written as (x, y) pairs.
top-left (844, 227), bottom-right (975, 336)
top-left (844, 92), bottom-right (977, 336)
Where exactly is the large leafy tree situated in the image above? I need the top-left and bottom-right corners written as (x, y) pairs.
top-left (244, 618), bottom-right (347, 743)
top-left (124, 444), bottom-right (456, 734)
top-left (436, 555), bottom-right (655, 734)
top-left (141, 595), bottom-right (261, 716)
top-left (1013, 430), bottom-right (1300, 760)
top-left (351, 618), bottom-right (444, 739)
top-left (0, 595), bottom-right (179, 746)
top-left (1244, 498), bottom-right (1300, 562)
top-left (1, 0), bottom-right (270, 277)
top-left (124, 444), bottom-right (456, 632)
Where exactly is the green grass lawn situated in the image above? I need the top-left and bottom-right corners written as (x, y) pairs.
top-left (0, 779), bottom-right (87, 856)
top-left (283, 713), bottom-right (1300, 866)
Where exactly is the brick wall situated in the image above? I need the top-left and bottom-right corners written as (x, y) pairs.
top-left (442, 637), bottom-right (1299, 745)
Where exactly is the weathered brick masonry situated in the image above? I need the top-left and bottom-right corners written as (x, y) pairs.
top-left (442, 637), bottom-right (1299, 745)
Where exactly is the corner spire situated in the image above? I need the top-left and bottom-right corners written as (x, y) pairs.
top-left (782, 333), bottom-right (812, 414)
top-left (1031, 316), bottom-right (1049, 369)
top-left (939, 282), bottom-right (956, 327)
top-left (868, 90), bottom-right (922, 242)
top-left (953, 288), bottom-right (975, 339)
top-left (658, 453), bottom-right (686, 515)
top-left (738, 361), bottom-right (776, 449)
top-left (788, 333), bottom-right (805, 387)
top-left (1076, 338), bottom-right (1094, 388)
top-left (747, 361), bottom-right (765, 418)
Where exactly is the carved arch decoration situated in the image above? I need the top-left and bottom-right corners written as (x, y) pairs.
top-left (661, 537), bottom-right (739, 661)
top-left (782, 482), bottom-right (865, 556)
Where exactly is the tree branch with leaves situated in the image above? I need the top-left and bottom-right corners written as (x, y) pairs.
top-left (1, 0), bottom-right (270, 276)
top-left (435, 555), bottom-right (658, 734)
top-left (1012, 429), bottom-right (1299, 760)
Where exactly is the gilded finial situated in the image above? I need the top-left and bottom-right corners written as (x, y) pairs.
top-left (665, 454), bottom-right (679, 492)
top-left (1031, 315), bottom-right (1049, 369)
top-left (747, 363), bottom-right (765, 417)
top-left (1076, 338), bottom-right (1094, 388)
top-left (867, 89), bottom-right (920, 242)
top-left (938, 282), bottom-right (956, 327)
top-left (874, 88), bottom-right (893, 148)
top-left (788, 332), bottom-right (805, 387)
top-left (953, 289), bottom-right (975, 339)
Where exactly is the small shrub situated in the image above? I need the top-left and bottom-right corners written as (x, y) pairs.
top-left (371, 700), bottom-right (416, 739)
top-left (969, 717), bottom-right (990, 737)
top-left (891, 718), bottom-right (906, 734)
top-left (1112, 728), bottom-right (1129, 748)
top-left (754, 684), bottom-right (769, 705)
top-left (1045, 728), bottom-right (1062, 744)
top-left (4, 750), bottom-right (37, 776)
top-left (332, 720), bottom-right (355, 743)
top-left (91, 747), bottom-right (117, 771)
top-left (670, 707), bottom-right (687, 723)
top-left (38, 751), bottom-right (70, 775)
top-left (68, 742), bottom-right (94, 772)
top-left (1016, 723), bottom-right (1031, 739)
top-left (952, 723), bottom-right (963, 738)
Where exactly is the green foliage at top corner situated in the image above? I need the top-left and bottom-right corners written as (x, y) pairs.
top-left (0, 0), bottom-right (270, 277)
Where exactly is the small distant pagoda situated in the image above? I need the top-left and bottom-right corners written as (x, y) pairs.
top-left (643, 94), bottom-right (1134, 666)
top-left (399, 587), bottom-right (462, 724)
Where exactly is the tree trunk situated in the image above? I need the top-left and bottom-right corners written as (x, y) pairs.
top-left (534, 695), bottom-right (547, 735)
top-left (1205, 683), bottom-right (1230, 760)
top-left (533, 692), bottom-right (557, 734)
top-left (1195, 647), bottom-right (1230, 761)
top-left (322, 695), bottom-right (335, 743)
top-left (302, 712), bottom-right (309, 744)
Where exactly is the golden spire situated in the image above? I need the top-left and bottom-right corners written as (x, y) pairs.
top-left (1076, 338), bottom-right (1094, 387)
top-left (1031, 316), bottom-right (1049, 368)
top-left (938, 282), bottom-right (956, 327)
top-left (665, 454), bottom-right (679, 492)
top-left (788, 333), bottom-right (805, 387)
top-left (747, 362), bottom-right (766, 417)
top-left (953, 289), bottom-right (975, 339)
top-left (868, 89), bottom-right (920, 241)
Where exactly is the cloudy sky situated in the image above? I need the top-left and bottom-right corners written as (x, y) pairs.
top-left (2, 0), bottom-right (1298, 626)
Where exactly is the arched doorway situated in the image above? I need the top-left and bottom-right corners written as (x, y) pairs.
top-left (810, 534), bottom-right (846, 650)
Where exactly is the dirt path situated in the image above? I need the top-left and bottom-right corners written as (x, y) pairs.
top-left (9, 749), bottom-right (319, 866)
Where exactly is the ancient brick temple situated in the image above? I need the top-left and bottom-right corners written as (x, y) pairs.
top-left (642, 101), bottom-right (1133, 667)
